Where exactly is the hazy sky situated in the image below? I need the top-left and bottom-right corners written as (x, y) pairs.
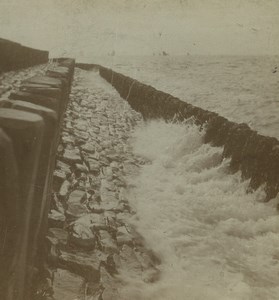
top-left (0, 0), bottom-right (278, 58)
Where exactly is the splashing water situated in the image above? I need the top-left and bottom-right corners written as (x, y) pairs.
top-left (120, 120), bottom-right (279, 300)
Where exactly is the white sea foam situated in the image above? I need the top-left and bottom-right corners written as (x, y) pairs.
top-left (119, 120), bottom-right (279, 300)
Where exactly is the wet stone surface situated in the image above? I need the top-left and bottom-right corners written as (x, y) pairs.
top-left (46, 68), bottom-right (160, 299)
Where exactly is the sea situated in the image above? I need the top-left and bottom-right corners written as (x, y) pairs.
top-left (85, 55), bottom-right (279, 299)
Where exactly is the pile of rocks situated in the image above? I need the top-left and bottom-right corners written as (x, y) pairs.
top-left (45, 68), bottom-right (160, 299)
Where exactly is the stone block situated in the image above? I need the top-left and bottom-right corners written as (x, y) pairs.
top-left (0, 108), bottom-right (44, 300)
top-left (9, 91), bottom-right (60, 113)
top-left (23, 75), bottom-right (64, 88)
top-left (4, 100), bottom-right (59, 267)
top-left (52, 269), bottom-right (84, 300)
top-left (20, 83), bottom-right (62, 99)
top-left (0, 129), bottom-right (21, 299)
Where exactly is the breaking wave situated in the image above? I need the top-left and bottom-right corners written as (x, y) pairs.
top-left (121, 120), bottom-right (279, 300)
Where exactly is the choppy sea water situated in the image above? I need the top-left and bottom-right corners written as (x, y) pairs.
top-left (118, 121), bottom-right (279, 300)
top-left (82, 56), bottom-right (279, 299)
top-left (92, 55), bottom-right (279, 139)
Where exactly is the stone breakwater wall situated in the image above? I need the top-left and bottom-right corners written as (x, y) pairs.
top-left (0, 38), bottom-right (49, 73)
top-left (44, 69), bottom-right (160, 300)
top-left (99, 66), bottom-right (279, 201)
top-left (0, 58), bottom-right (75, 300)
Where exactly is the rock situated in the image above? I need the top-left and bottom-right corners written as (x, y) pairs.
top-left (106, 153), bottom-right (121, 163)
top-left (116, 226), bottom-right (133, 246)
top-left (81, 142), bottom-right (95, 154)
top-left (53, 170), bottom-right (66, 191)
top-left (65, 121), bottom-right (73, 130)
top-left (118, 245), bottom-right (142, 279)
top-left (48, 210), bottom-right (65, 228)
top-left (58, 250), bottom-right (104, 281)
top-left (75, 124), bottom-right (87, 132)
top-left (61, 135), bottom-right (75, 145)
top-left (110, 161), bottom-right (119, 172)
top-left (56, 160), bottom-right (72, 175)
top-left (98, 230), bottom-right (118, 254)
top-left (99, 191), bottom-right (119, 211)
top-left (113, 177), bottom-right (126, 188)
top-left (75, 163), bottom-right (88, 174)
top-left (66, 203), bottom-right (88, 221)
top-left (101, 166), bottom-right (114, 179)
top-left (89, 177), bottom-right (101, 190)
top-left (69, 222), bottom-right (96, 250)
top-left (99, 156), bottom-right (110, 166)
top-left (73, 130), bottom-right (89, 141)
top-left (87, 102), bottom-right (96, 109)
top-left (104, 211), bottom-right (119, 230)
top-left (88, 159), bottom-right (100, 174)
top-left (116, 212), bottom-right (133, 226)
top-left (52, 269), bottom-right (84, 300)
top-left (51, 193), bottom-right (65, 214)
top-left (134, 248), bottom-right (160, 283)
top-left (101, 179), bottom-right (116, 192)
top-left (59, 180), bottom-right (71, 199)
top-left (88, 152), bottom-right (100, 161)
top-left (73, 213), bottom-right (107, 230)
top-left (68, 190), bottom-right (87, 204)
top-left (109, 202), bottom-right (130, 214)
top-left (122, 161), bottom-right (140, 175)
top-left (99, 267), bottom-right (121, 300)
top-left (46, 236), bottom-right (60, 264)
top-left (48, 228), bottom-right (68, 247)
top-left (62, 149), bottom-right (82, 164)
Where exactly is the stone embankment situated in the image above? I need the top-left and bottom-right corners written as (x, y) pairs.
top-left (99, 67), bottom-right (279, 201)
top-left (0, 54), bottom-right (75, 300)
top-left (45, 68), bottom-right (159, 300)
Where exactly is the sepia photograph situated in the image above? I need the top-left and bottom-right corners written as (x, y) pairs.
top-left (0, 0), bottom-right (279, 299)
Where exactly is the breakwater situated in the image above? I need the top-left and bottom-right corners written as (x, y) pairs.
top-left (42, 68), bottom-right (160, 300)
top-left (99, 66), bottom-right (279, 201)
top-left (0, 38), bottom-right (48, 73)
top-left (0, 56), bottom-right (75, 300)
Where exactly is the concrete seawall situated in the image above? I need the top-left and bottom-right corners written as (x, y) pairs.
top-left (99, 66), bottom-right (279, 201)
top-left (0, 54), bottom-right (75, 300)
top-left (0, 38), bottom-right (48, 73)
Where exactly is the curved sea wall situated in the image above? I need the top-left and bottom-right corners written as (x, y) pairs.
top-left (0, 38), bottom-right (48, 73)
top-left (0, 57), bottom-right (75, 300)
top-left (99, 66), bottom-right (279, 201)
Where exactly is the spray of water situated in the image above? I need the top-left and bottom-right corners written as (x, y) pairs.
top-left (119, 120), bottom-right (279, 300)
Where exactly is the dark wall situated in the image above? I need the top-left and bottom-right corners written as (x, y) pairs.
top-left (0, 57), bottom-right (75, 300)
top-left (99, 66), bottom-right (279, 201)
top-left (0, 38), bottom-right (49, 73)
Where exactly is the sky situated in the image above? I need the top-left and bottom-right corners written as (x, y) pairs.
top-left (0, 0), bottom-right (278, 58)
